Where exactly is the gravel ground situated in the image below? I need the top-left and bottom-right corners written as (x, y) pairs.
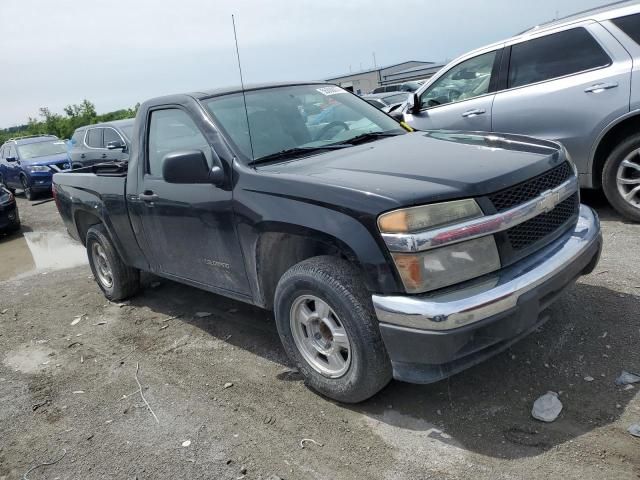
top-left (0, 191), bottom-right (639, 479)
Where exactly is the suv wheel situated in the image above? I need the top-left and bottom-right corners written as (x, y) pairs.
top-left (274, 256), bottom-right (392, 403)
top-left (86, 224), bottom-right (140, 301)
top-left (20, 176), bottom-right (35, 201)
top-left (603, 134), bottom-right (640, 222)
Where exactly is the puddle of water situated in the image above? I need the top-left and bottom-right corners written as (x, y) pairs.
top-left (0, 231), bottom-right (87, 281)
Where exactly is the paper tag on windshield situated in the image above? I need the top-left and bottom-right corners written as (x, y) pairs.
top-left (316, 86), bottom-right (346, 96)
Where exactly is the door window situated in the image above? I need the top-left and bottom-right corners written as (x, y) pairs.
top-left (508, 27), bottom-right (611, 89)
top-left (147, 108), bottom-right (211, 177)
top-left (612, 13), bottom-right (640, 46)
top-left (419, 51), bottom-right (497, 109)
top-left (8, 145), bottom-right (17, 159)
top-left (103, 127), bottom-right (123, 146)
top-left (86, 128), bottom-right (103, 148)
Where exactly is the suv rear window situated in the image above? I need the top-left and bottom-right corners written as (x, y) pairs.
top-left (612, 13), bottom-right (640, 46)
top-left (508, 27), bottom-right (611, 88)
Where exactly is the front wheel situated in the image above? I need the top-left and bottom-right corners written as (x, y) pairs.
top-left (86, 224), bottom-right (140, 301)
top-left (274, 256), bottom-right (392, 403)
top-left (602, 134), bottom-right (640, 222)
top-left (20, 176), bottom-right (35, 201)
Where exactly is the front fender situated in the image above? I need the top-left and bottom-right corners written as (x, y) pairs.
top-left (234, 189), bottom-right (402, 298)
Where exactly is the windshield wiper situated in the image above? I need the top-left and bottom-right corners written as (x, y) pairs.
top-left (248, 145), bottom-right (351, 166)
top-left (335, 131), bottom-right (404, 146)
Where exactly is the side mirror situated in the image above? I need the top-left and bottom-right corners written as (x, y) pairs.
top-left (106, 140), bottom-right (126, 151)
top-left (162, 150), bottom-right (225, 185)
top-left (408, 93), bottom-right (421, 114)
top-left (6, 156), bottom-right (17, 162)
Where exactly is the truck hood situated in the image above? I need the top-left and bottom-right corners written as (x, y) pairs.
top-left (22, 152), bottom-right (70, 167)
top-left (249, 131), bottom-right (567, 214)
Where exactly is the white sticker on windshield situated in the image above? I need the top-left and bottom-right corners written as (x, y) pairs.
top-left (316, 86), bottom-right (346, 96)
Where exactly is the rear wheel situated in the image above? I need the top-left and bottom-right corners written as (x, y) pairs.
top-left (602, 133), bottom-right (640, 222)
top-left (86, 224), bottom-right (140, 301)
top-left (274, 256), bottom-right (392, 403)
top-left (20, 175), bottom-right (35, 201)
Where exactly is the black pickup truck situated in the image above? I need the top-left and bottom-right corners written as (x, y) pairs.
top-left (53, 82), bottom-right (602, 403)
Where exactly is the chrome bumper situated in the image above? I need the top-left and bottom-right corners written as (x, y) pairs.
top-left (373, 205), bottom-right (601, 331)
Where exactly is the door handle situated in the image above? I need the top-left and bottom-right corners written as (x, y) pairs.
top-left (139, 191), bottom-right (159, 202)
top-left (101, 153), bottom-right (107, 159)
top-left (584, 82), bottom-right (618, 93)
top-left (462, 108), bottom-right (486, 118)
top-left (80, 153), bottom-right (86, 159)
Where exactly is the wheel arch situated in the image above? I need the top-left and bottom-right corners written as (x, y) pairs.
top-left (591, 112), bottom-right (640, 189)
top-left (74, 209), bottom-right (104, 246)
top-left (251, 223), bottom-right (363, 310)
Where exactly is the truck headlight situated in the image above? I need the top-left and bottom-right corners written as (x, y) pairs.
top-left (378, 199), bottom-right (483, 233)
top-left (378, 200), bottom-right (500, 292)
top-left (26, 165), bottom-right (50, 173)
top-left (391, 236), bottom-right (500, 292)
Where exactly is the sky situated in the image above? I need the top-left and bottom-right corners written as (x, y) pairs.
top-left (0, 0), bottom-right (613, 128)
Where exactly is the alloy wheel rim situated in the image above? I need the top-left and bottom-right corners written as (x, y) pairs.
top-left (92, 243), bottom-right (113, 288)
top-left (21, 178), bottom-right (30, 198)
top-left (616, 149), bottom-right (640, 209)
top-left (289, 295), bottom-right (351, 378)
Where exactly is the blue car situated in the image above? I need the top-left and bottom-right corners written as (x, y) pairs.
top-left (0, 135), bottom-right (71, 200)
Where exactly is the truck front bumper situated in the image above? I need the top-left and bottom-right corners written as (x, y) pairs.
top-left (372, 205), bottom-right (602, 384)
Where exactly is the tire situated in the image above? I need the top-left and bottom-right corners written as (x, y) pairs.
top-left (20, 175), bottom-right (36, 201)
top-left (602, 133), bottom-right (640, 222)
top-left (274, 256), bottom-right (392, 403)
top-left (86, 224), bottom-right (140, 301)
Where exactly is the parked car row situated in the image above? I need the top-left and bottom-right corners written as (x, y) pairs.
top-left (393, 3), bottom-right (640, 221)
top-left (361, 92), bottom-right (411, 113)
top-left (371, 81), bottom-right (423, 94)
top-left (0, 119), bottom-right (134, 201)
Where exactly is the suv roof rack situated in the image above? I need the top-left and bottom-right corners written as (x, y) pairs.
top-left (518, 0), bottom-right (632, 35)
top-left (6, 134), bottom-right (59, 142)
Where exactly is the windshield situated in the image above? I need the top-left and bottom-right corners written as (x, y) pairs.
top-left (204, 84), bottom-right (404, 161)
top-left (16, 140), bottom-right (67, 160)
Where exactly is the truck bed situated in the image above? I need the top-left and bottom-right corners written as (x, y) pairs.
top-left (52, 168), bottom-right (148, 271)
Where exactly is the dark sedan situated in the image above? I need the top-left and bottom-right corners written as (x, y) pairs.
top-left (0, 186), bottom-right (20, 233)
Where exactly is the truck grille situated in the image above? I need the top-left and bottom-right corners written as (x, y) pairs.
top-left (487, 161), bottom-right (579, 263)
top-left (506, 193), bottom-right (579, 250)
top-left (489, 161), bottom-right (573, 212)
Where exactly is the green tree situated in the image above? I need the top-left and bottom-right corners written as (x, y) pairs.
top-left (0, 99), bottom-right (137, 144)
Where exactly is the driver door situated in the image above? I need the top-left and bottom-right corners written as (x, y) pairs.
top-left (137, 106), bottom-right (251, 295)
top-left (406, 48), bottom-right (503, 132)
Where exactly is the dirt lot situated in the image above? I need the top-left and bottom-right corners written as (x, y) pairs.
top-left (0, 192), bottom-right (639, 480)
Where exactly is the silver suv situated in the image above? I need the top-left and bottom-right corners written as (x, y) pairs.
top-left (397, 1), bottom-right (640, 221)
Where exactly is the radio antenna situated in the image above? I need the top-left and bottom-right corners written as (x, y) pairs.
top-left (232, 14), bottom-right (255, 160)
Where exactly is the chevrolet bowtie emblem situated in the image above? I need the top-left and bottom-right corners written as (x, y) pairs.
top-left (539, 189), bottom-right (561, 213)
